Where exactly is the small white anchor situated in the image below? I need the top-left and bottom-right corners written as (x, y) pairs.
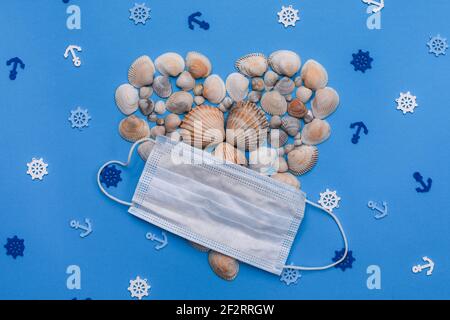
top-left (64, 45), bottom-right (82, 67)
top-left (146, 231), bottom-right (168, 250)
top-left (70, 218), bottom-right (92, 238)
top-left (412, 256), bottom-right (434, 276)
top-left (368, 200), bottom-right (388, 219)
top-left (362, 0), bottom-right (385, 13)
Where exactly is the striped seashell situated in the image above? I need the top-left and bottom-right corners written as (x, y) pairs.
top-left (226, 72), bottom-right (249, 102)
top-left (287, 145), bottom-right (319, 176)
top-left (274, 77), bottom-right (295, 95)
top-left (203, 74), bottom-right (226, 104)
top-left (264, 70), bottom-right (279, 88)
top-left (301, 119), bottom-right (331, 145)
top-left (208, 251), bottom-right (239, 281)
top-left (312, 87), bottom-right (340, 119)
top-left (213, 142), bottom-right (247, 165)
top-left (185, 51), bottom-right (212, 79)
top-left (268, 128), bottom-right (288, 148)
top-left (128, 55), bottom-right (155, 88)
top-left (115, 83), bottom-right (139, 115)
top-left (268, 50), bottom-right (301, 77)
top-left (260, 90), bottom-right (287, 116)
top-left (288, 98), bottom-right (308, 118)
top-left (118, 115), bottom-right (150, 142)
top-left (155, 52), bottom-right (185, 77)
top-left (281, 115), bottom-right (301, 136)
top-left (153, 75), bottom-right (172, 98)
top-left (235, 53), bottom-right (268, 77)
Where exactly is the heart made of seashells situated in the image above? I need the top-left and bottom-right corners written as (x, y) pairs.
top-left (114, 50), bottom-right (340, 281)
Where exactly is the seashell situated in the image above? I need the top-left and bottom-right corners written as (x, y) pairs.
top-left (154, 101), bottom-right (166, 114)
top-left (287, 145), bottom-right (319, 176)
top-left (268, 129), bottom-right (288, 148)
top-left (139, 86), bottom-right (153, 99)
top-left (166, 91), bottom-right (193, 114)
top-left (249, 146), bottom-right (279, 176)
top-left (222, 97), bottom-right (233, 109)
top-left (213, 142), bottom-right (247, 165)
top-left (128, 55), bottom-right (155, 88)
top-left (304, 110), bottom-right (314, 123)
top-left (277, 157), bottom-right (288, 173)
top-left (156, 118), bottom-right (165, 126)
top-left (264, 70), bottom-right (279, 88)
top-left (118, 115), bottom-right (150, 142)
top-left (251, 77), bottom-right (265, 91)
top-left (137, 140), bottom-right (155, 161)
top-left (139, 98), bottom-right (154, 116)
top-left (301, 119), bottom-right (331, 145)
top-left (225, 73), bottom-right (249, 102)
top-left (190, 241), bottom-right (210, 252)
top-left (185, 51), bottom-right (212, 79)
top-left (150, 125), bottom-right (166, 138)
top-left (208, 251), bottom-right (239, 281)
top-left (153, 75), bottom-right (172, 98)
top-left (281, 115), bottom-right (301, 136)
top-left (288, 98), bottom-right (308, 118)
top-left (312, 87), bottom-right (340, 119)
top-left (115, 84), bottom-right (139, 115)
top-left (147, 113), bottom-right (157, 122)
top-left (164, 113), bottom-right (181, 133)
top-left (277, 147), bottom-right (285, 157)
top-left (260, 90), bottom-right (287, 116)
top-left (301, 59), bottom-right (328, 90)
top-left (226, 101), bottom-right (269, 151)
top-left (176, 71), bottom-right (195, 91)
top-left (294, 138), bottom-right (302, 147)
top-left (155, 52), bottom-right (185, 77)
top-left (248, 90), bottom-right (262, 103)
top-left (235, 53), bottom-right (268, 77)
top-left (194, 95), bottom-right (205, 105)
top-left (285, 94), bottom-right (293, 102)
top-left (218, 104), bottom-right (227, 113)
top-left (270, 115), bottom-right (282, 129)
top-left (193, 84), bottom-right (203, 96)
top-left (296, 86), bottom-right (313, 103)
top-left (284, 143), bottom-right (294, 154)
top-left (294, 76), bottom-right (303, 87)
top-left (271, 172), bottom-right (300, 189)
top-left (268, 50), bottom-right (301, 77)
top-left (203, 74), bottom-right (226, 104)
top-left (180, 105), bottom-right (225, 148)
top-left (274, 77), bottom-right (295, 95)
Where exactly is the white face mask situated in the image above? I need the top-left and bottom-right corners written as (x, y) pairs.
top-left (97, 136), bottom-right (348, 276)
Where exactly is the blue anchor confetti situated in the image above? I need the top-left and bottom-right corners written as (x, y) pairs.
top-left (146, 231), bottom-right (168, 250)
top-left (188, 12), bottom-right (210, 30)
top-left (413, 172), bottom-right (432, 193)
top-left (6, 57), bottom-right (25, 80)
top-left (368, 200), bottom-right (388, 219)
top-left (350, 121), bottom-right (368, 144)
top-left (351, 50), bottom-right (373, 73)
top-left (332, 249), bottom-right (355, 271)
top-left (4, 235), bottom-right (25, 259)
top-left (100, 164), bottom-right (122, 188)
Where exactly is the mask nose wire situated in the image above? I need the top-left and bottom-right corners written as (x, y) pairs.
top-left (97, 138), bottom-right (153, 207)
top-left (283, 199), bottom-right (349, 271)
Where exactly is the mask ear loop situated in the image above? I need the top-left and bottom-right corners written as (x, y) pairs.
top-left (283, 199), bottom-right (349, 271)
top-left (97, 138), bottom-right (153, 207)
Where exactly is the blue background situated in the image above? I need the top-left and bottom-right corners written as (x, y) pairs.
top-left (1, 0), bottom-right (449, 299)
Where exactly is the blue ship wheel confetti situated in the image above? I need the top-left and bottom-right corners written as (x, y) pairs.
top-left (68, 107), bottom-right (91, 130)
top-left (129, 3), bottom-right (151, 25)
top-left (100, 164), bottom-right (122, 188)
top-left (332, 249), bottom-right (355, 271)
top-left (4, 236), bottom-right (25, 259)
top-left (351, 50), bottom-right (373, 72)
top-left (427, 34), bottom-right (448, 57)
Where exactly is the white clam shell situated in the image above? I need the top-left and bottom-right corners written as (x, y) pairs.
top-left (118, 115), bottom-right (150, 142)
top-left (176, 71), bottom-right (195, 91)
top-left (312, 87), bottom-right (340, 119)
top-left (235, 53), bottom-right (268, 77)
top-left (164, 113), bottom-right (181, 133)
top-left (281, 115), bottom-right (301, 136)
top-left (296, 86), bottom-right (313, 103)
top-left (260, 90), bottom-right (287, 116)
top-left (128, 55), bottom-right (155, 88)
top-left (301, 59), bottom-right (328, 90)
top-left (155, 52), bottom-right (185, 77)
top-left (166, 91), bottom-right (193, 114)
top-left (225, 72), bottom-right (249, 102)
top-left (153, 75), bottom-right (172, 98)
top-left (271, 172), bottom-right (300, 189)
top-left (268, 50), bottom-right (301, 77)
top-left (115, 84), bottom-right (139, 115)
top-left (203, 74), bottom-right (226, 104)
top-left (139, 86), bottom-right (153, 99)
top-left (287, 145), bottom-right (318, 176)
top-left (301, 119), bottom-right (331, 145)
top-left (186, 51), bottom-right (212, 79)
top-left (264, 71), bottom-right (279, 88)
top-left (274, 77), bottom-right (295, 95)
top-left (154, 101), bottom-right (166, 114)
top-left (249, 146), bottom-right (279, 176)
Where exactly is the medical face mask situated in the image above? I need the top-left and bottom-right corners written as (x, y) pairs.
top-left (97, 136), bottom-right (348, 275)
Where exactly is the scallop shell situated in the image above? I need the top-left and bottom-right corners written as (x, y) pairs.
top-left (287, 145), bottom-right (319, 176)
top-left (312, 87), bottom-right (340, 119)
top-left (166, 91), bottom-right (193, 114)
top-left (176, 71), bottom-right (195, 91)
top-left (268, 50), bottom-right (301, 77)
top-left (115, 84), bottom-right (139, 115)
top-left (249, 146), bottom-right (279, 176)
top-left (208, 251), bottom-right (239, 281)
top-left (225, 72), bottom-right (249, 102)
top-left (203, 74), bottom-right (226, 104)
top-left (281, 115), bottom-right (301, 136)
top-left (301, 119), bottom-right (331, 145)
top-left (155, 52), bottom-right (185, 77)
top-left (226, 101), bottom-right (269, 151)
top-left (137, 140), bottom-right (155, 161)
top-left (288, 98), bottom-right (308, 119)
top-left (268, 129), bottom-right (288, 148)
top-left (180, 105), bottom-right (225, 148)
top-left (185, 51), bottom-right (212, 79)
top-left (118, 115), bottom-right (150, 142)
top-left (264, 70), bottom-right (279, 88)
top-left (153, 75), bottom-right (172, 98)
top-left (164, 113), bottom-right (181, 133)
top-left (271, 172), bottom-right (300, 189)
top-left (213, 142), bottom-right (247, 165)
top-left (128, 55), bottom-right (155, 88)
top-left (260, 91), bottom-right (287, 116)
top-left (296, 86), bottom-right (313, 103)
top-left (274, 77), bottom-right (295, 95)
top-left (301, 59), bottom-right (328, 90)
top-left (235, 53), bottom-right (268, 77)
